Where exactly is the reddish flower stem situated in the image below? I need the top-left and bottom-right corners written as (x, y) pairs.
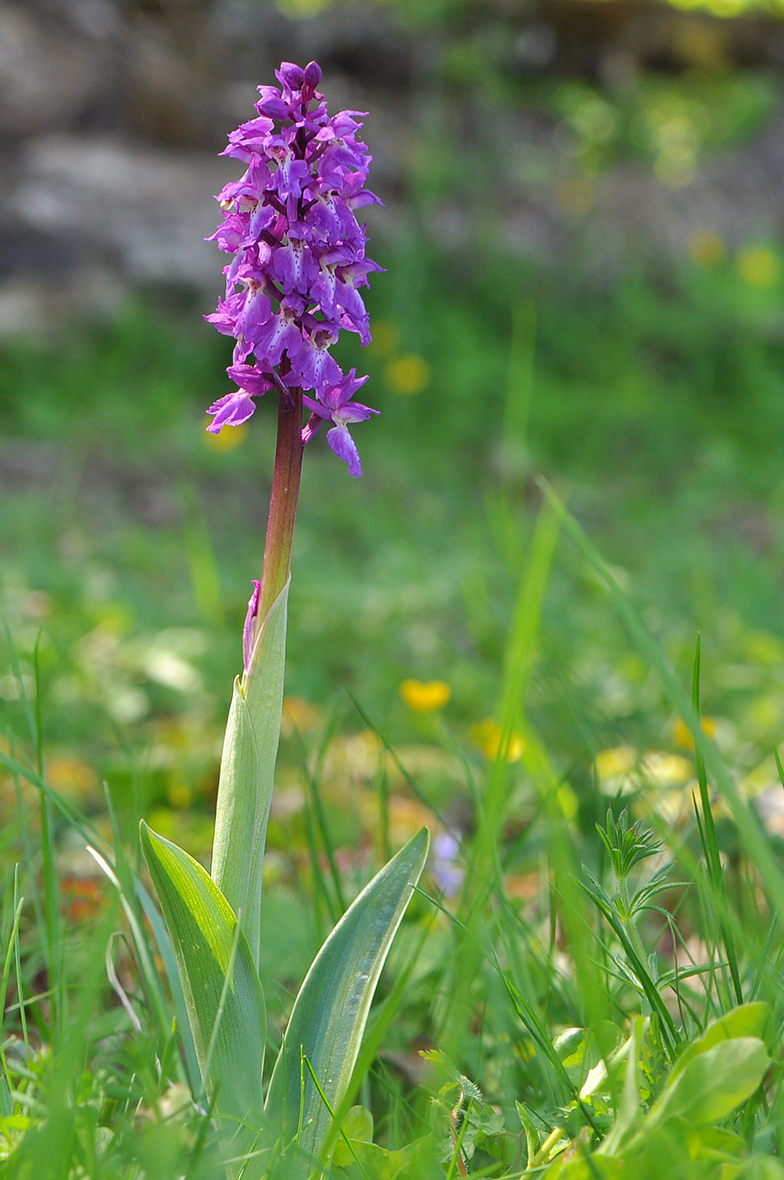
top-left (257, 385), bottom-right (304, 626)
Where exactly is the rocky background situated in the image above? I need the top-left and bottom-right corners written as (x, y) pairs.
top-left (3, 0), bottom-right (784, 334)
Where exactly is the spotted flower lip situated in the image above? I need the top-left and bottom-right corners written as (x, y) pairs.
top-left (205, 59), bottom-right (381, 475)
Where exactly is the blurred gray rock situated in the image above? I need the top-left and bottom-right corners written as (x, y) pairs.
top-left (0, 0), bottom-right (783, 333)
top-left (16, 136), bottom-right (228, 288)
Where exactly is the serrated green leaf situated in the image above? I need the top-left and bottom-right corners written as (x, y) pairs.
top-left (265, 828), bottom-right (429, 1174)
top-left (647, 1037), bottom-right (769, 1129)
top-left (140, 822), bottom-right (266, 1164)
top-left (212, 579), bottom-right (288, 967)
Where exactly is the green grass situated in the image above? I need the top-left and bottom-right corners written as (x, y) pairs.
top-left (2, 232), bottom-right (784, 1174)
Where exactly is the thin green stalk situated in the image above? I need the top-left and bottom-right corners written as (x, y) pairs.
top-left (0, 892), bottom-right (24, 1089)
top-left (443, 499), bottom-right (560, 1058)
top-left (348, 693), bottom-right (450, 830)
top-left (540, 481), bottom-right (784, 930)
top-left (303, 795), bottom-right (334, 932)
top-left (692, 636), bottom-right (743, 1005)
top-left (181, 480), bottom-right (225, 626)
top-left (5, 631), bottom-right (62, 1040)
top-left (292, 728), bottom-right (346, 915)
top-left (12, 867), bottom-right (28, 1052)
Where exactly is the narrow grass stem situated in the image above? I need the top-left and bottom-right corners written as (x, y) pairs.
top-left (617, 879), bottom-right (649, 971)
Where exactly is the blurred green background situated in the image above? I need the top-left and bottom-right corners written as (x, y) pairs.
top-left (4, 0), bottom-right (784, 869)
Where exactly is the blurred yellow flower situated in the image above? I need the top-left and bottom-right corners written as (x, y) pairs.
top-left (400, 679), bottom-right (451, 712)
top-left (737, 246), bottom-right (781, 288)
top-left (281, 695), bottom-right (323, 736)
top-left (385, 355), bottom-right (431, 395)
top-left (204, 420), bottom-right (247, 450)
top-left (595, 746), bottom-right (635, 780)
top-left (471, 717), bottom-right (524, 762)
top-left (668, 0), bottom-right (755, 16)
top-left (557, 783), bottom-right (579, 820)
top-left (655, 144), bottom-right (696, 189)
top-left (47, 756), bottom-right (99, 801)
top-left (368, 320), bottom-right (402, 358)
top-left (642, 751), bottom-right (693, 787)
top-left (275, 0), bottom-right (330, 14)
top-left (167, 779), bottom-right (193, 810)
top-left (672, 715), bottom-right (718, 750)
top-left (688, 230), bottom-right (724, 268)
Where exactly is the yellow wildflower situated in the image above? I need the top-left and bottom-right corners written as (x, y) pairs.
top-left (399, 679), bottom-right (451, 713)
top-left (672, 715), bottom-right (718, 750)
top-left (471, 717), bottom-right (524, 762)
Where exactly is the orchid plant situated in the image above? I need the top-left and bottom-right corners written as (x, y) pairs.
top-left (138, 61), bottom-right (428, 1179)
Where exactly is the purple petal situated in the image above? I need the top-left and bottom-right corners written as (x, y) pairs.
top-left (206, 390), bottom-right (258, 433)
top-left (237, 290), bottom-right (273, 344)
top-left (252, 307), bottom-right (303, 368)
top-left (276, 62), bottom-right (305, 91)
top-left (226, 364), bottom-right (274, 397)
top-left (335, 400), bottom-right (378, 425)
top-left (326, 423), bottom-right (362, 477)
top-left (304, 61), bottom-right (322, 88)
top-left (288, 326), bottom-right (342, 392)
top-left (270, 238), bottom-right (318, 296)
top-left (302, 394), bottom-right (330, 419)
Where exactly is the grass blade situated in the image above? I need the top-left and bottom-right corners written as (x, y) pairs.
top-left (539, 480), bottom-right (784, 924)
top-left (692, 636), bottom-right (743, 1005)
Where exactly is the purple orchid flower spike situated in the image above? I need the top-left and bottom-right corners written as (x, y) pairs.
top-left (204, 57), bottom-right (382, 478)
top-left (302, 369), bottom-right (378, 477)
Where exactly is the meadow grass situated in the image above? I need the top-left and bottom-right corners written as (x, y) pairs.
top-left (1, 239), bottom-right (784, 1174)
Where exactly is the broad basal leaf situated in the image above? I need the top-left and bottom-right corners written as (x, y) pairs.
top-left (265, 828), bottom-right (429, 1174)
top-left (140, 822), bottom-right (266, 1166)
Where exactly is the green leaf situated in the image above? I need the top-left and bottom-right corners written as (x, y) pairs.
top-left (667, 1002), bottom-right (769, 1087)
top-left (333, 1106), bottom-right (373, 1166)
top-left (737, 1158), bottom-right (784, 1180)
top-left (211, 579), bottom-right (289, 967)
top-left (598, 1017), bottom-right (645, 1158)
top-left (265, 828), bottom-right (429, 1173)
top-left (647, 1037), bottom-right (769, 1129)
top-left (341, 1105), bottom-right (373, 1144)
top-left (334, 1138), bottom-right (425, 1180)
top-left (543, 1154), bottom-right (623, 1180)
top-left (139, 823), bottom-right (266, 1160)
top-left (697, 1126), bottom-right (745, 1158)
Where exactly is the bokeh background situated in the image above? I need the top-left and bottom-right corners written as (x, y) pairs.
top-left (5, 0), bottom-right (784, 919)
